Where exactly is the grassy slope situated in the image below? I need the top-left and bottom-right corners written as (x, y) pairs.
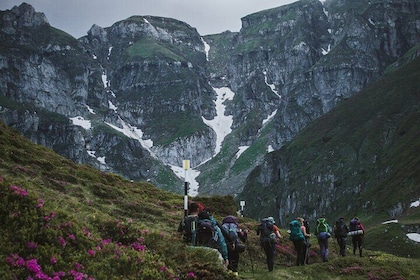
top-left (1, 121), bottom-right (420, 279)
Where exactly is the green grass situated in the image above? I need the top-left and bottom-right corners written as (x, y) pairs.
top-left (126, 37), bottom-right (185, 61)
top-left (1, 119), bottom-right (420, 279)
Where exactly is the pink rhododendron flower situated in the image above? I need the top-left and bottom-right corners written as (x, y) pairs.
top-left (5, 253), bottom-right (25, 267)
top-left (74, 262), bottom-right (84, 271)
top-left (58, 236), bottom-right (66, 247)
top-left (102, 238), bottom-right (112, 245)
top-left (53, 271), bottom-right (66, 277)
top-left (10, 185), bottom-right (28, 196)
top-left (82, 227), bottom-right (91, 238)
top-left (26, 259), bottom-right (41, 273)
top-left (26, 241), bottom-right (37, 249)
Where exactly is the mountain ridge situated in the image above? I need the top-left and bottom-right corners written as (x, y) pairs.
top-left (0, 0), bottom-right (419, 224)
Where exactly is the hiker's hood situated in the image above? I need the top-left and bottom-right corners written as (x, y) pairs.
top-left (222, 215), bottom-right (237, 225)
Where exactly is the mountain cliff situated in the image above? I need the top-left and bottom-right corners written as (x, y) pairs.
top-left (239, 53), bottom-right (420, 226)
top-left (0, 0), bottom-right (419, 210)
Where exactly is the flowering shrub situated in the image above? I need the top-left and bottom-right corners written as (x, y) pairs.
top-left (0, 180), bottom-right (196, 279)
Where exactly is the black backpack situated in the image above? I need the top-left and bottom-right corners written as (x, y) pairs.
top-left (182, 215), bottom-right (198, 245)
top-left (195, 219), bottom-right (219, 248)
top-left (334, 219), bottom-right (348, 238)
top-left (259, 219), bottom-right (275, 244)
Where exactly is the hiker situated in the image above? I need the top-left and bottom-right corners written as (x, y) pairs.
top-left (196, 210), bottom-right (229, 266)
top-left (177, 202), bottom-right (200, 244)
top-left (349, 217), bottom-right (365, 257)
top-left (289, 218), bottom-right (310, 266)
top-left (315, 217), bottom-right (332, 262)
top-left (257, 217), bottom-right (281, 271)
top-left (334, 217), bottom-right (349, 257)
top-left (222, 215), bottom-right (248, 276)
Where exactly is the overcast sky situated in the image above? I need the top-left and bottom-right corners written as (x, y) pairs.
top-left (0, 0), bottom-right (298, 38)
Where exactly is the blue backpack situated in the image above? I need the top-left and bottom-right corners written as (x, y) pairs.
top-left (289, 220), bottom-right (304, 241)
top-left (222, 222), bottom-right (238, 245)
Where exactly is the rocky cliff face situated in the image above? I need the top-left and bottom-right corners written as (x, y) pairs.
top-left (0, 1), bottom-right (419, 199)
top-left (239, 52), bottom-right (420, 226)
top-left (198, 0), bottom-right (420, 195)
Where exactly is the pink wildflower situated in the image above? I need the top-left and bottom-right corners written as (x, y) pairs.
top-left (50, 257), bottom-right (57, 264)
top-left (36, 198), bottom-right (45, 208)
top-left (68, 234), bottom-right (76, 240)
top-left (26, 241), bottom-right (37, 249)
top-left (88, 249), bottom-right (96, 256)
top-left (188, 272), bottom-right (195, 277)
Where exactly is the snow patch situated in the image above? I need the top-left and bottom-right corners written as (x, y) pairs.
top-left (105, 117), bottom-right (154, 153)
top-left (109, 100), bottom-right (117, 111)
top-left (322, 44), bottom-right (331, 55)
top-left (263, 70), bottom-right (281, 99)
top-left (87, 150), bottom-right (106, 165)
top-left (101, 72), bottom-right (107, 88)
top-left (410, 199), bottom-right (420, 208)
top-left (262, 109), bottom-right (277, 126)
top-left (170, 165), bottom-right (201, 197)
top-left (235, 146), bottom-right (249, 159)
top-left (86, 105), bottom-right (96, 114)
top-left (202, 87), bottom-right (235, 155)
top-left (70, 116), bottom-right (91, 130)
top-left (381, 220), bottom-right (398, 224)
top-left (202, 38), bottom-right (210, 61)
top-left (406, 233), bottom-right (420, 243)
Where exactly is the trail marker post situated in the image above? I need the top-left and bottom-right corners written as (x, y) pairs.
top-left (240, 200), bottom-right (245, 217)
top-left (183, 160), bottom-right (190, 217)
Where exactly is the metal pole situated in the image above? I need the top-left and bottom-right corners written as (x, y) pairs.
top-left (183, 160), bottom-right (190, 217)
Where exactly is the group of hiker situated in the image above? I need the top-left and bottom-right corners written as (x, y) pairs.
top-left (289, 216), bottom-right (365, 265)
top-left (177, 202), bottom-right (248, 276)
top-left (178, 201), bottom-right (365, 275)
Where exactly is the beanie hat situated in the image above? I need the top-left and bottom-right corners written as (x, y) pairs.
top-left (198, 210), bottom-right (210, 220)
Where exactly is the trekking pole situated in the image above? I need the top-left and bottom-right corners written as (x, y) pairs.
top-left (304, 237), bottom-right (310, 265)
top-left (246, 240), bottom-right (255, 277)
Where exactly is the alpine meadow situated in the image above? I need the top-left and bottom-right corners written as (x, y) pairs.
top-left (0, 0), bottom-right (419, 279)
